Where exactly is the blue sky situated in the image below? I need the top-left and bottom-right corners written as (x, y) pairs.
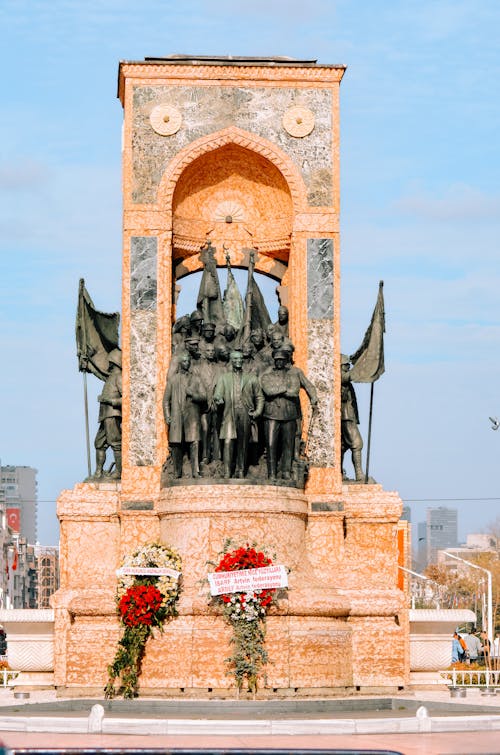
top-left (0, 0), bottom-right (499, 545)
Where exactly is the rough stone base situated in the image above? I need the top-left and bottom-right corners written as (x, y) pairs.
top-left (53, 481), bottom-right (408, 695)
top-left (55, 613), bottom-right (353, 692)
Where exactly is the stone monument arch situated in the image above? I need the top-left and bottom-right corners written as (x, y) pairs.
top-left (53, 56), bottom-right (408, 696)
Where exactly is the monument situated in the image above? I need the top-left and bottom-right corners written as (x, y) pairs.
top-left (53, 55), bottom-right (408, 696)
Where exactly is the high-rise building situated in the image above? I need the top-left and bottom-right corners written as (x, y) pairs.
top-left (402, 505), bottom-right (411, 522)
top-left (8, 536), bottom-right (37, 608)
top-left (0, 466), bottom-right (38, 543)
top-left (0, 486), bottom-right (7, 608)
top-left (426, 506), bottom-right (458, 565)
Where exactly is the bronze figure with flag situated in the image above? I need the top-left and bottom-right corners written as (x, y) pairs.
top-left (76, 279), bottom-right (121, 478)
top-left (343, 281), bottom-right (385, 483)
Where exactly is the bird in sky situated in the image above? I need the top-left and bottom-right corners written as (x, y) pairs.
top-left (489, 416), bottom-right (499, 431)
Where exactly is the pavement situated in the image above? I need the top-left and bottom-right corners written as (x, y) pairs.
top-left (0, 688), bottom-right (498, 753)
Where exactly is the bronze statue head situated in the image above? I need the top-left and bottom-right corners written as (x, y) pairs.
top-left (230, 350), bottom-right (244, 371)
top-left (277, 305), bottom-right (289, 324)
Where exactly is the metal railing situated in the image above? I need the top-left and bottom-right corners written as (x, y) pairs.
top-left (440, 668), bottom-right (500, 688)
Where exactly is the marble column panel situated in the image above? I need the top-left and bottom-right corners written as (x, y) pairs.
top-left (129, 236), bottom-right (158, 467)
top-left (130, 311), bottom-right (157, 466)
top-left (130, 237), bottom-right (157, 311)
top-left (307, 239), bottom-right (333, 319)
top-left (307, 239), bottom-right (334, 467)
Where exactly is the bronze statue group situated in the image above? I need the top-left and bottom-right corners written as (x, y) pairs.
top-left (163, 302), bottom-right (318, 486)
top-left (86, 244), bottom-right (370, 485)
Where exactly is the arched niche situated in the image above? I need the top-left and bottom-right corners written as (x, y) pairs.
top-left (171, 143), bottom-right (293, 286)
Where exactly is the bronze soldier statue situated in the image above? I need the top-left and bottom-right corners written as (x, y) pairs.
top-left (260, 349), bottom-right (301, 482)
top-left (200, 321), bottom-right (216, 357)
top-left (94, 349), bottom-right (122, 479)
top-left (184, 336), bottom-right (203, 378)
top-left (199, 342), bottom-right (220, 465)
top-left (213, 350), bottom-right (264, 479)
top-left (163, 352), bottom-right (205, 479)
top-left (172, 315), bottom-right (191, 351)
top-left (241, 341), bottom-right (257, 374)
top-left (249, 328), bottom-right (268, 374)
top-left (261, 330), bottom-right (293, 369)
top-left (271, 305), bottom-right (289, 338)
top-left (341, 354), bottom-right (365, 481)
top-left (189, 310), bottom-right (204, 337)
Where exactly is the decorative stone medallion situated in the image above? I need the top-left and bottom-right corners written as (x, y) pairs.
top-left (149, 104), bottom-right (182, 136)
top-left (282, 106), bottom-right (315, 137)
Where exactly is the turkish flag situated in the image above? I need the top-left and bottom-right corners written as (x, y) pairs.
top-left (7, 508), bottom-right (20, 532)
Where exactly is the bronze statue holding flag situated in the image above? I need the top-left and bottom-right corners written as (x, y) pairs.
top-left (342, 281), bottom-right (385, 483)
top-left (76, 279), bottom-right (121, 479)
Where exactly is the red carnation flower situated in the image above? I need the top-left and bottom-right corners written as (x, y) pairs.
top-left (118, 584), bottom-right (163, 627)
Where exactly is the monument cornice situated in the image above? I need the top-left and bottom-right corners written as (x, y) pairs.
top-left (118, 62), bottom-right (346, 105)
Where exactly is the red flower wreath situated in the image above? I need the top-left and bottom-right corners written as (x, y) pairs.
top-left (118, 584), bottom-right (163, 628)
top-left (210, 541), bottom-right (285, 693)
top-left (214, 545), bottom-right (276, 615)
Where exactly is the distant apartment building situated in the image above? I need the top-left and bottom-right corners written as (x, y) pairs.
top-left (402, 505), bottom-right (411, 522)
top-left (465, 533), bottom-right (498, 550)
top-left (426, 506), bottom-right (458, 565)
top-left (437, 533), bottom-right (498, 572)
top-left (415, 506), bottom-right (458, 568)
top-left (1, 537), bottom-right (59, 609)
top-left (0, 466), bottom-right (38, 543)
top-left (8, 536), bottom-right (37, 608)
top-left (0, 487), bottom-right (7, 608)
top-left (35, 545), bottom-right (60, 608)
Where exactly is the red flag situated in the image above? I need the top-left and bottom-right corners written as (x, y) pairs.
top-left (7, 508), bottom-right (20, 532)
top-left (12, 547), bottom-right (18, 571)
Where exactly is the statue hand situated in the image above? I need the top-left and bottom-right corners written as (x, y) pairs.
top-left (248, 410), bottom-right (257, 419)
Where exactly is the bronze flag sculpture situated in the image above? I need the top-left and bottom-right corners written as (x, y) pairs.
top-left (76, 278), bottom-right (121, 478)
top-left (346, 280), bottom-right (385, 483)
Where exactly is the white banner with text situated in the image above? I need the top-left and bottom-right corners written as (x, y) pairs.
top-left (116, 566), bottom-right (181, 580)
top-left (208, 565), bottom-right (288, 596)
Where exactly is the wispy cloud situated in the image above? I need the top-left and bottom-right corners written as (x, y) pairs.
top-left (0, 162), bottom-right (121, 253)
top-left (394, 184), bottom-right (500, 222)
top-left (0, 159), bottom-right (49, 190)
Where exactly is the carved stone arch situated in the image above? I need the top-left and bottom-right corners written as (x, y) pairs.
top-left (157, 126), bottom-right (308, 213)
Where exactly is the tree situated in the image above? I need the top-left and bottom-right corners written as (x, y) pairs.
top-left (424, 551), bottom-right (500, 633)
top-left (424, 564), bottom-right (479, 610)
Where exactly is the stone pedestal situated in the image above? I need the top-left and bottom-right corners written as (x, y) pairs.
top-left (53, 480), bottom-right (406, 695)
